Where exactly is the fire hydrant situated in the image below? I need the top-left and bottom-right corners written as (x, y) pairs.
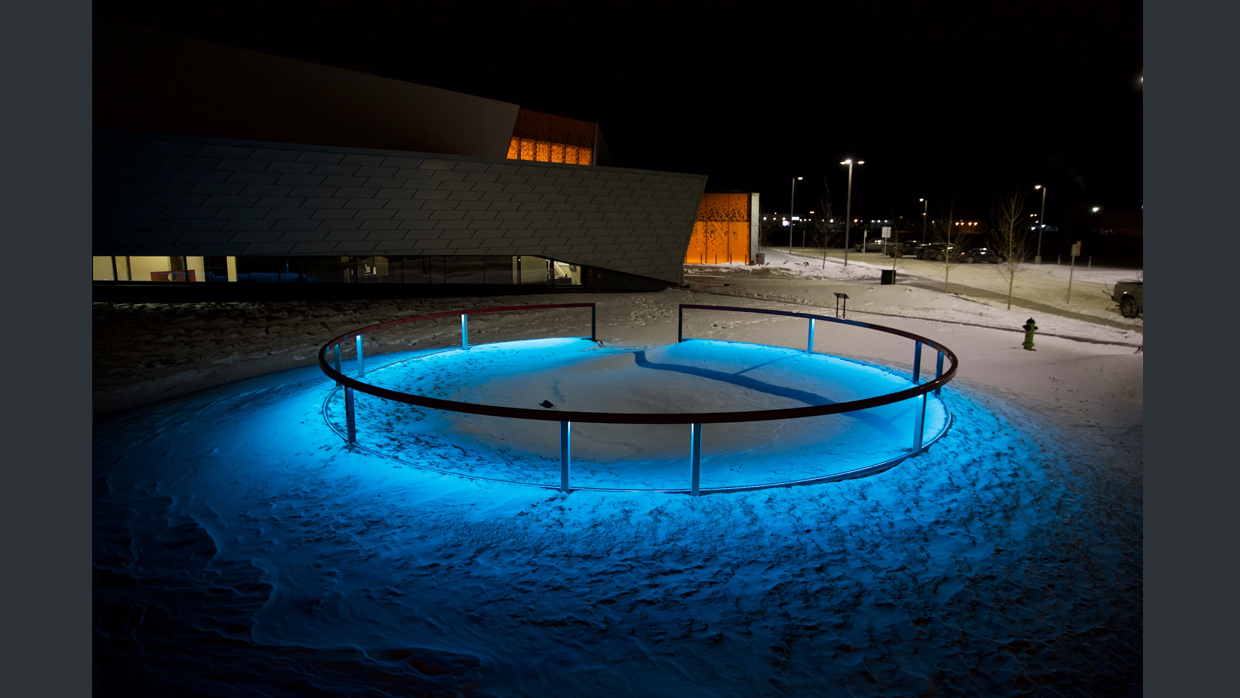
top-left (1022, 318), bottom-right (1038, 351)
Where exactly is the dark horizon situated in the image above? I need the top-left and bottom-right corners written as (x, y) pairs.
top-left (94, 1), bottom-right (1142, 234)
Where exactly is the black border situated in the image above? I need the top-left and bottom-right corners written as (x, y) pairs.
top-left (1149, 1), bottom-right (1233, 695)
top-left (7, 1), bottom-right (92, 696)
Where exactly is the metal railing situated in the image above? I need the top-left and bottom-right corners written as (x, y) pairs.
top-left (318, 303), bottom-right (959, 495)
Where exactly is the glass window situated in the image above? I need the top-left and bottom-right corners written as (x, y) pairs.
top-left (93, 256), bottom-right (115, 281)
top-left (357, 256), bottom-right (395, 284)
top-left (516, 255), bottom-right (552, 285)
top-left (203, 256), bottom-right (230, 282)
top-left (483, 256), bottom-right (512, 284)
top-left (185, 256), bottom-right (207, 282)
top-left (400, 256), bottom-right (433, 284)
top-left (234, 256), bottom-right (284, 283)
top-left (551, 260), bottom-right (582, 285)
top-left (444, 256), bottom-right (486, 284)
top-left (128, 256), bottom-right (180, 282)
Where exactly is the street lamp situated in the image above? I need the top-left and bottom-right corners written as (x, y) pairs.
top-left (788, 176), bottom-right (803, 253)
top-left (841, 160), bottom-right (863, 266)
top-left (919, 198), bottom-right (928, 238)
top-left (1034, 185), bottom-right (1048, 263)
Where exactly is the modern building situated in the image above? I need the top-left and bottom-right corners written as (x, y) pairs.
top-left (92, 22), bottom-right (711, 300)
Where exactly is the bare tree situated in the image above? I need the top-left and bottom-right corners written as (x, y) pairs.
top-left (990, 190), bottom-right (1032, 310)
top-left (931, 201), bottom-right (963, 292)
top-left (758, 207), bottom-right (776, 250)
top-left (883, 208), bottom-right (906, 272)
top-left (815, 179), bottom-right (837, 269)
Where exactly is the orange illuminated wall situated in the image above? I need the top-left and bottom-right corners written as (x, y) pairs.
top-left (506, 108), bottom-right (595, 165)
top-left (685, 193), bottom-right (751, 264)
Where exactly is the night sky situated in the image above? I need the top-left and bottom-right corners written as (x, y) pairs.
top-left (95, 1), bottom-right (1142, 232)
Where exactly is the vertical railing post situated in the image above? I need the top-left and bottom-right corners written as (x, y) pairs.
top-left (689, 423), bottom-right (703, 496)
top-left (912, 342), bottom-right (922, 383)
top-left (590, 305), bottom-right (596, 342)
top-left (560, 421), bottom-right (571, 493)
top-left (807, 318), bottom-right (816, 353)
top-left (345, 386), bottom-right (357, 448)
top-left (461, 313), bottom-right (469, 350)
top-left (356, 335), bottom-right (365, 377)
top-left (678, 306), bottom-right (684, 343)
top-left (333, 343), bottom-right (342, 373)
top-left (935, 351), bottom-right (944, 396)
top-left (912, 394), bottom-right (927, 451)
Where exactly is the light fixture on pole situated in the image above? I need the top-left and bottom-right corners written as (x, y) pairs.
top-left (841, 160), bottom-right (863, 267)
top-left (919, 198), bottom-right (928, 238)
top-left (788, 176), bottom-right (803, 254)
top-left (1034, 185), bottom-right (1047, 263)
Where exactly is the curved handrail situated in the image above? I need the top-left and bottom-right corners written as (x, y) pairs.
top-left (317, 303), bottom-right (959, 425)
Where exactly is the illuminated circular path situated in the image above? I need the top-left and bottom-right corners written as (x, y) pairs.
top-left (323, 338), bottom-right (951, 491)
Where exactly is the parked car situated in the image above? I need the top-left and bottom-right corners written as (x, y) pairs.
top-left (852, 237), bottom-right (887, 252)
top-left (885, 239), bottom-right (923, 257)
top-left (918, 243), bottom-right (958, 261)
top-left (956, 246), bottom-right (1005, 264)
top-left (1112, 280), bottom-right (1143, 318)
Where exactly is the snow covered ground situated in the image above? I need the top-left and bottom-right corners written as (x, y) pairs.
top-left (92, 265), bottom-right (1142, 696)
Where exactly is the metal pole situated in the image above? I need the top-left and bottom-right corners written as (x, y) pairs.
top-left (912, 394), bottom-right (927, 451)
top-left (678, 306), bottom-right (684, 343)
top-left (590, 305), bottom-right (596, 342)
top-left (935, 351), bottom-right (944, 396)
top-left (356, 335), bottom-right (365, 377)
top-left (689, 423), bottom-right (703, 496)
top-left (461, 313), bottom-right (469, 349)
top-left (807, 318), bottom-right (815, 353)
top-left (1067, 250), bottom-right (1076, 304)
top-left (922, 198), bottom-right (928, 238)
top-left (912, 342), bottom-right (922, 383)
top-left (1035, 187), bottom-right (1047, 264)
top-left (560, 421), bottom-right (571, 493)
top-left (345, 386), bottom-right (357, 447)
top-left (333, 343), bottom-right (342, 373)
top-left (844, 163), bottom-right (853, 267)
top-left (788, 177), bottom-right (796, 253)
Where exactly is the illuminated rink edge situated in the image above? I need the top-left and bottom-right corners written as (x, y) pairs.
top-left (317, 304), bottom-right (959, 494)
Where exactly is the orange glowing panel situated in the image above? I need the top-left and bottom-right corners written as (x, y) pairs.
top-left (565, 146), bottom-right (578, 165)
top-left (507, 138), bottom-right (520, 160)
top-left (685, 193), bottom-right (752, 264)
top-left (520, 139), bottom-right (536, 160)
top-left (535, 141), bottom-right (551, 162)
top-left (550, 143), bottom-right (565, 163)
top-left (577, 147), bottom-right (592, 166)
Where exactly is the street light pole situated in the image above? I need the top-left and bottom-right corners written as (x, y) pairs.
top-left (1034, 185), bottom-right (1047, 263)
top-left (788, 176), bottom-right (802, 254)
top-left (841, 160), bottom-right (862, 267)
top-left (919, 198), bottom-right (928, 238)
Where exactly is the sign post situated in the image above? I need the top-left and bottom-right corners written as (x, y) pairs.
top-left (1066, 241), bottom-right (1081, 304)
top-left (882, 226), bottom-right (893, 268)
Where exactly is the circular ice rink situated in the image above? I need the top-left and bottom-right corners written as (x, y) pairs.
top-left (323, 337), bottom-right (951, 491)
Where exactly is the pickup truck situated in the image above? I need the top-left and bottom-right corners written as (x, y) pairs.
top-left (1113, 280), bottom-right (1143, 318)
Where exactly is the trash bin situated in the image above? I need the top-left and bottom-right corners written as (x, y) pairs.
top-left (881, 269), bottom-right (896, 285)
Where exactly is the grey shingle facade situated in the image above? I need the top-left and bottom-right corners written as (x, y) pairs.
top-left (94, 131), bottom-right (708, 285)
